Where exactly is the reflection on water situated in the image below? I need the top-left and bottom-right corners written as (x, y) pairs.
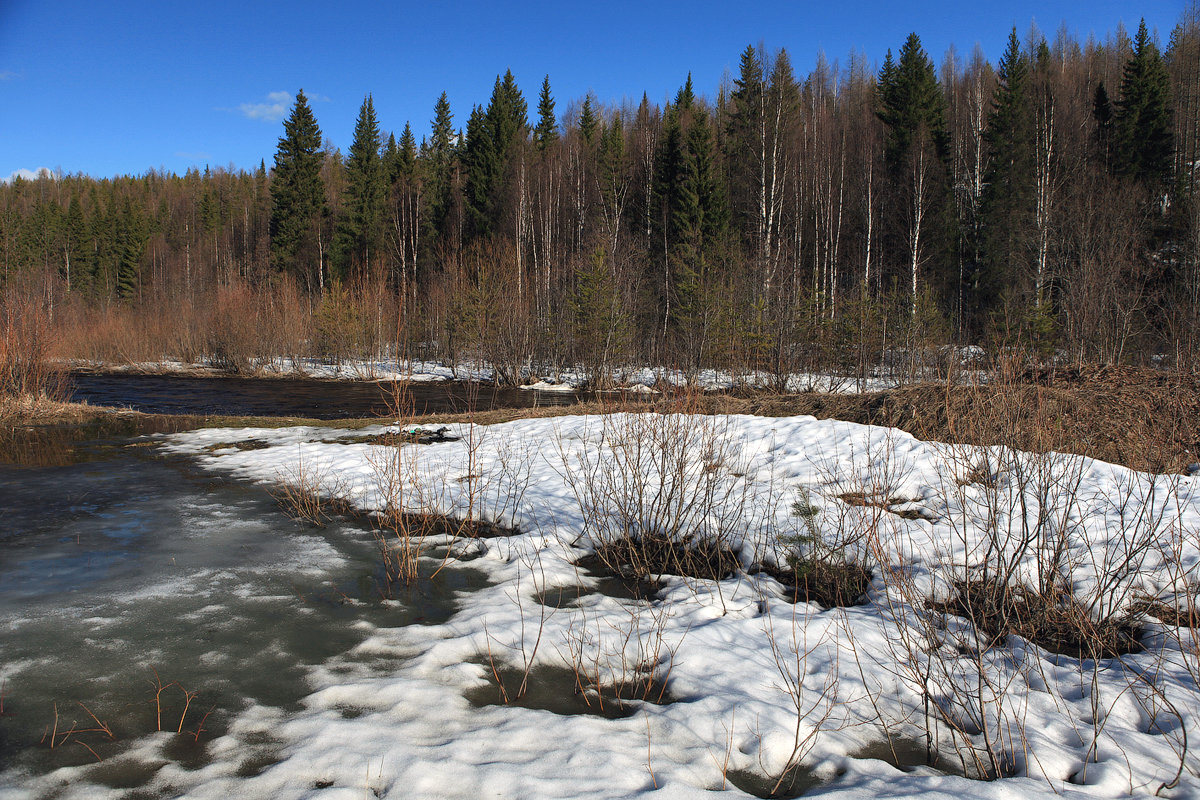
top-left (68, 373), bottom-right (586, 418)
top-left (0, 417), bottom-right (195, 468)
top-left (0, 418), bottom-right (486, 791)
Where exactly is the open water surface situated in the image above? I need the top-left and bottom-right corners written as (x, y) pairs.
top-left (66, 373), bottom-right (585, 418)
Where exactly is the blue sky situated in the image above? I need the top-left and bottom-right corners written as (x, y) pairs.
top-left (0, 0), bottom-right (1187, 181)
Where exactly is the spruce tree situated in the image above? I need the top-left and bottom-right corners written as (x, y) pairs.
top-left (397, 122), bottom-right (418, 179)
top-left (675, 73), bottom-right (696, 111)
top-left (978, 29), bottom-right (1035, 312)
top-left (534, 75), bottom-right (559, 153)
top-left (579, 96), bottom-right (599, 148)
top-left (1115, 20), bottom-right (1174, 189)
top-left (671, 113), bottom-right (728, 367)
top-left (653, 103), bottom-right (686, 249)
top-left (334, 94), bottom-right (386, 280)
top-left (462, 104), bottom-right (496, 237)
top-left (463, 71), bottom-right (528, 239)
top-left (598, 112), bottom-right (626, 212)
top-left (877, 33), bottom-right (954, 313)
top-left (115, 198), bottom-right (146, 300)
top-left (725, 44), bottom-right (766, 244)
top-left (425, 92), bottom-right (456, 249)
top-left (384, 133), bottom-right (399, 185)
top-left (270, 89), bottom-right (325, 289)
top-left (877, 34), bottom-right (950, 173)
top-left (489, 70), bottom-right (528, 151)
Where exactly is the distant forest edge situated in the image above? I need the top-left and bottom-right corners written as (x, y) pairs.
top-left (3, 11), bottom-right (1200, 385)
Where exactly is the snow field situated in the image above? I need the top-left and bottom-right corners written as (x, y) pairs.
top-left (145, 412), bottom-right (1200, 799)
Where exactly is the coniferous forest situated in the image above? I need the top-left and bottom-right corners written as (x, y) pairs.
top-left (4, 12), bottom-right (1200, 385)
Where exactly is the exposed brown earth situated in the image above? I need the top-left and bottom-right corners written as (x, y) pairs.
top-left (7, 365), bottom-right (1197, 475)
top-left (415, 366), bottom-right (1200, 474)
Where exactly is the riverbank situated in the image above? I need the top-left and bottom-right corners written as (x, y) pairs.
top-left (6, 363), bottom-right (1198, 475)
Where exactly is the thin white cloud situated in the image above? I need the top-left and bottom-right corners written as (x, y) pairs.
top-left (238, 91), bottom-right (293, 122)
top-left (3, 167), bottom-right (54, 183)
top-left (0, 70), bottom-right (19, 81)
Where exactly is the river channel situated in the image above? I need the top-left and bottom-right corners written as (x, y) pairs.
top-left (66, 373), bottom-right (585, 419)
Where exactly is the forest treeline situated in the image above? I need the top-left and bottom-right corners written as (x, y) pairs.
top-left (3, 11), bottom-right (1199, 385)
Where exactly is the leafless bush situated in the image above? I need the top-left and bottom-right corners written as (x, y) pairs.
top-left (556, 406), bottom-right (757, 586)
top-left (367, 385), bottom-right (453, 588)
top-left (205, 281), bottom-right (261, 373)
top-left (271, 449), bottom-right (352, 526)
top-left (312, 282), bottom-right (371, 367)
top-left (0, 277), bottom-right (64, 418)
top-left (758, 600), bottom-right (842, 796)
top-left (483, 547), bottom-right (550, 704)
top-left (258, 274), bottom-right (313, 372)
top-left (367, 384), bottom-right (534, 591)
top-left (559, 599), bottom-right (682, 714)
top-left (862, 371), bottom-right (1194, 785)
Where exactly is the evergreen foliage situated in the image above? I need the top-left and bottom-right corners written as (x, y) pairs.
top-left (725, 44), bottom-right (766, 245)
top-left (877, 33), bottom-right (954, 311)
top-left (1116, 20), bottom-right (1175, 189)
top-left (534, 76), bottom-right (559, 153)
top-left (877, 34), bottom-right (950, 172)
top-left (978, 29), bottom-right (1035, 311)
top-left (333, 94), bottom-right (386, 280)
top-left (269, 89), bottom-right (325, 289)
top-left (424, 92), bottom-right (456, 249)
top-left (463, 71), bottom-right (528, 238)
top-left (579, 96), bottom-right (599, 148)
top-left (597, 111), bottom-right (627, 217)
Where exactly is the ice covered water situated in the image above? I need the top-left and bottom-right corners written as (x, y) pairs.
top-left (0, 424), bottom-right (480, 793)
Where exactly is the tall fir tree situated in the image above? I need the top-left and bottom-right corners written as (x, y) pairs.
top-left (384, 133), bottom-right (399, 185)
top-left (675, 73), bottom-right (696, 111)
top-left (877, 33), bottom-right (954, 313)
top-left (425, 92), bottom-right (456, 251)
top-left (462, 104), bottom-right (496, 238)
top-left (333, 94), bottom-right (386, 280)
top-left (597, 112), bottom-right (627, 219)
top-left (725, 44), bottom-right (766, 248)
top-left (533, 75), bottom-right (559, 153)
top-left (115, 197), bottom-right (147, 300)
top-left (877, 34), bottom-right (950, 173)
top-left (270, 89), bottom-right (326, 290)
top-left (670, 112), bottom-right (728, 367)
top-left (397, 123), bottom-right (418, 179)
top-left (579, 96), bottom-right (599, 148)
top-left (977, 29), bottom-right (1035, 314)
top-left (1115, 20), bottom-right (1175, 190)
top-left (463, 70), bottom-right (528, 239)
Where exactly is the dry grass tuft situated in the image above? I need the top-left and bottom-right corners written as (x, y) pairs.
top-left (930, 578), bottom-right (1145, 659)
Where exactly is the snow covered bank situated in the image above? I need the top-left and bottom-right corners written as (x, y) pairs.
top-left (71, 413), bottom-right (1200, 799)
top-left (63, 357), bottom-right (900, 395)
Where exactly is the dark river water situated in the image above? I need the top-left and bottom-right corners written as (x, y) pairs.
top-left (66, 373), bottom-right (586, 418)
